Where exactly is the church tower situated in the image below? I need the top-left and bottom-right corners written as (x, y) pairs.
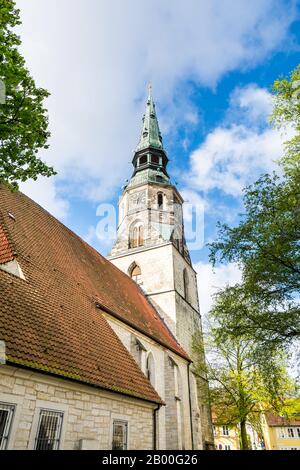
top-left (108, 88), bottom-right (213, 449)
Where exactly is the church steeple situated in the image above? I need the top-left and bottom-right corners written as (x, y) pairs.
top-left (109, 88), bottom-right (214, 451)
top-left (136, 85), bottom-right (164, 153)
top-left (130, 87), bottom-right (169, 184)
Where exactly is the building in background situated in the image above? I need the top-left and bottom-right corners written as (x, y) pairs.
top-left (261, 412), bottom-right (300, 450)
top-left (213, 423), bottom-right (240, 451)
top-left (212, 415), bottom-right (263, 451)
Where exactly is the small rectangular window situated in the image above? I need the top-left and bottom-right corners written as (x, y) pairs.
top-left (222, 425), bottom-right (229, 436)
top-left (0, 402), bottom-right (15, 450)
top-left (112, 420), bottom-right (128, 450)
top-left (287, 428), bottom-right (294, 438)
top-left (139, 155), bottom-right (147, 165)
top-left (151, 155), bottom-right (159, 164)
top-left (34, 409), bottom-right (63, 450)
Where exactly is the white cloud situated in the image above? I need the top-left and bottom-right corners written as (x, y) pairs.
top-left (14, 0), bottom-right (296, 212)
top-left (195, 261), bottom-right (242, 317)
top-left (229, 84), bottom-right (273, 123)
top-left (188, 84), bottom-right (293, 196)
top-left (83, 226), bottom-right (97, 246)
top-left (20, 177), bottom-right (69, 220)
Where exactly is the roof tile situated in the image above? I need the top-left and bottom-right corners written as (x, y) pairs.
top-left (0, 186), bottom-right (188, 403)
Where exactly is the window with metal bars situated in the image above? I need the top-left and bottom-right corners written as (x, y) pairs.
top-left (34, 409), bottom-right (64, 450)
top-left (112, 420), bottom-right (128, 450)
top-left (0, 402), bottom-right (15, 450)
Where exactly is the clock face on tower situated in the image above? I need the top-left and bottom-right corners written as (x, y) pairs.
top-left (129, 190), bottom-right (146, 211)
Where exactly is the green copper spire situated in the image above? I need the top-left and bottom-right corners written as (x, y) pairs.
top-left (136, 85), bottom-right (164, 152)
top-left (129, 85), bottom-right (170, 186)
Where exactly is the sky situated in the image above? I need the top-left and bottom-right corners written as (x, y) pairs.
top-left (16, 0), bottom-right (300, 317)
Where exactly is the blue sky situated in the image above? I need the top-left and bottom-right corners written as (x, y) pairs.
top-left (16, 0), bottom-right (300, 315)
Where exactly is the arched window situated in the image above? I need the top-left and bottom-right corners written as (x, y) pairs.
top-left (157, 192), bottom-right (163, 209)
top-left (129, 222), bottom-right (144, 248)
top-left (138, 225), bottom-right (144, 246)
top-left (132, 226), bottom-right (138, 248)
top-left (131, 335), bottom-right (146, 368)
top-left (131, 264), bottom-right (141, 284)
top-left (183, 268), bottom-right (189, 301)
top-left (146, 352), bottom-right (155, 386)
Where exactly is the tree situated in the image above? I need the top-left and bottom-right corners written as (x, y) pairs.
top-left (194, 292), bottom-right (297, 450)
top-left (210, 173), bottom-right (300, 346)
top-left (209, 64), bottom-right (300, 348)
top-left (270, 64), bottom-right (300, 177)
top-left (0, 0), bottom-right (55, 189)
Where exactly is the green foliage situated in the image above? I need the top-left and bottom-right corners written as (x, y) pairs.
top-left (194, 295), bottom-right (297, 449)
top-left (0, 0), bottom-right (55, 189)
top-left (270, 65), bottom-right (300, 177)
top-left (209, 64), bottom-right (300, 348)
top-left (210, 172), bottom-right (300, 345)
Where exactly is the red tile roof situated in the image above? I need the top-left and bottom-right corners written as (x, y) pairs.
top-left (0, 220), bottom-right (14, 264)
top-left (265, 412), bottom-right (300, 427)
top-left (0, 186), bottom-right (188, 403)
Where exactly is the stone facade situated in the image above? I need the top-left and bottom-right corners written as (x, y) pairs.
top-left (0, 365), bottom-right (155, 450)
top-left (102, 312), bottom-right (193, 450)
top-left (109, 183), bottom-right (213, 449)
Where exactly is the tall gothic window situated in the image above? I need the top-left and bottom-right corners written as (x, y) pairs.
top-left (157, 192), bottom-right (163, 209)
top-left (129, 223), bottom-right (144, 248)
top-left (146, 352), bottom-right (155, 386)
top-left (132, 226), bottom-right (138, 248)
top-left (183, 268), bottom-right (189, 302)
top-left (138, 225), bottom-right (144, 246)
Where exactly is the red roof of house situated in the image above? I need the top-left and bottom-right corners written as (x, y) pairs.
top-left (0, 186), bottom-right (188, 403)
top-left (265, 412), bottom-right (300, 427)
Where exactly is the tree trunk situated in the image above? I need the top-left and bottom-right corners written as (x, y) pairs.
top-left (240, 419), bottom-right (249, 450)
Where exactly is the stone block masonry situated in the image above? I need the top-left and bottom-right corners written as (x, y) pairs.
top-left (0, 365), bottom-right (155, 450)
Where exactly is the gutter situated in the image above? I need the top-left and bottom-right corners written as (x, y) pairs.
top-left (153, 403), bottom-right (162, 450)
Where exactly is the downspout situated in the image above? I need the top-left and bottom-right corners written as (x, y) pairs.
top-left (153, 404), bottom-right (161, 450)
top-left (187, 362), bottom-right (194, 450)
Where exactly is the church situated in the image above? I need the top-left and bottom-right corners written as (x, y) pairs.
top-left (0, 90), bottom-right (213, 450)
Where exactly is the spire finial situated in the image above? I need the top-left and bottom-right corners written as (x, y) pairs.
top-left (135, 84), bottom-right (163, 153)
